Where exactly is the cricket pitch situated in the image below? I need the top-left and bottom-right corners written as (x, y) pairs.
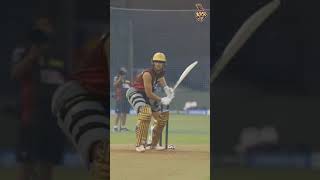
top-left (111, 144), bottom-right (210, 180)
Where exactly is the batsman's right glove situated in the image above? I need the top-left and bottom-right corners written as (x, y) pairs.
top-left (164, 86), bottom-right (174, 97)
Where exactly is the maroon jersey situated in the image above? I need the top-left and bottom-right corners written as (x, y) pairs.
top-left (113, 75), bottom-right (130, 101)
top-left (12, 45), bottom-right (65, 126)
top-left (12, 47), bottom-right (34, 125)
top-left (132, 68), bottom-right (164, 91)
top-left (20, 77), bottom-right (35, 126)
top-left (72, 35), bottom-right (109, 99)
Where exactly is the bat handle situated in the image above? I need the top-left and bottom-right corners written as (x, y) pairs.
top-left (172, 86), bottom-right (177, 93)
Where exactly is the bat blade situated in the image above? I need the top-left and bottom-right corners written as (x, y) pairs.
top-left (173, 61), bottom-right (198, 91)
top-left (211, 0), bottom-right (280, 83)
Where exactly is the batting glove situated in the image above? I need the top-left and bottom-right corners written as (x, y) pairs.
top-left (161, 96), bottom-right (172, 105)
top-left (164, 86), bottom-right (174, 97)
top-left (167, 92), bottom-right (175, 100)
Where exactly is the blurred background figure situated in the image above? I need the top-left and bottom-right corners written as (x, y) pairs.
top-left (212, 0), bottom-right (320, 179)
top-left (113, 67), bottom-right (131, 132)
top-left (11, 17), bottom-right (65, 180)
top-left (1, 0), bottom-right (109, 179)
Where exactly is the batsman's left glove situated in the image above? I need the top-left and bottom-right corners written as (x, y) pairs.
top-left (164, 86), bottom-right (174, 97)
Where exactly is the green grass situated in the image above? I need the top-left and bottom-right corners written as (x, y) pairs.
top-left (110, 114), bottom-right (210, 144)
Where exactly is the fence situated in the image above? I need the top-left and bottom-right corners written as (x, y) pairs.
top-left (110, 7), bottom-right (210, 111)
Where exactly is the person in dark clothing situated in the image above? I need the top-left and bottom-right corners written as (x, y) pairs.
top-left (113, 67), bottom-right (131, 132)
top-left (11, 17), bottom-right (65, 180)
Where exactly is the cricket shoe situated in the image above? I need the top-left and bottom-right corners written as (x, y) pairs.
top-left (113, 126), bottom-right (119, 132)
top-left (120, 127), bottom-right (129, 132)
top-left (135, 145), bottom-right (146, 152)
top-left (145, 144), bottom-right (166, 151)
top-left (89, 140), bottom-right (109, 180)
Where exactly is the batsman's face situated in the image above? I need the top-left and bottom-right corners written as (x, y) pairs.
top-left (153, 62), bottom-right (165, 71)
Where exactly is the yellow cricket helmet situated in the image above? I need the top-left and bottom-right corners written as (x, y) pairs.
top-left (152, 52), bottom-right (166, 63)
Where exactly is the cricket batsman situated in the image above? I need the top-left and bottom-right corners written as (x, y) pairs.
top-left (51, 33), bottom-right (109, 179)
top-left (126, 52), bottom-right (174, 152)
